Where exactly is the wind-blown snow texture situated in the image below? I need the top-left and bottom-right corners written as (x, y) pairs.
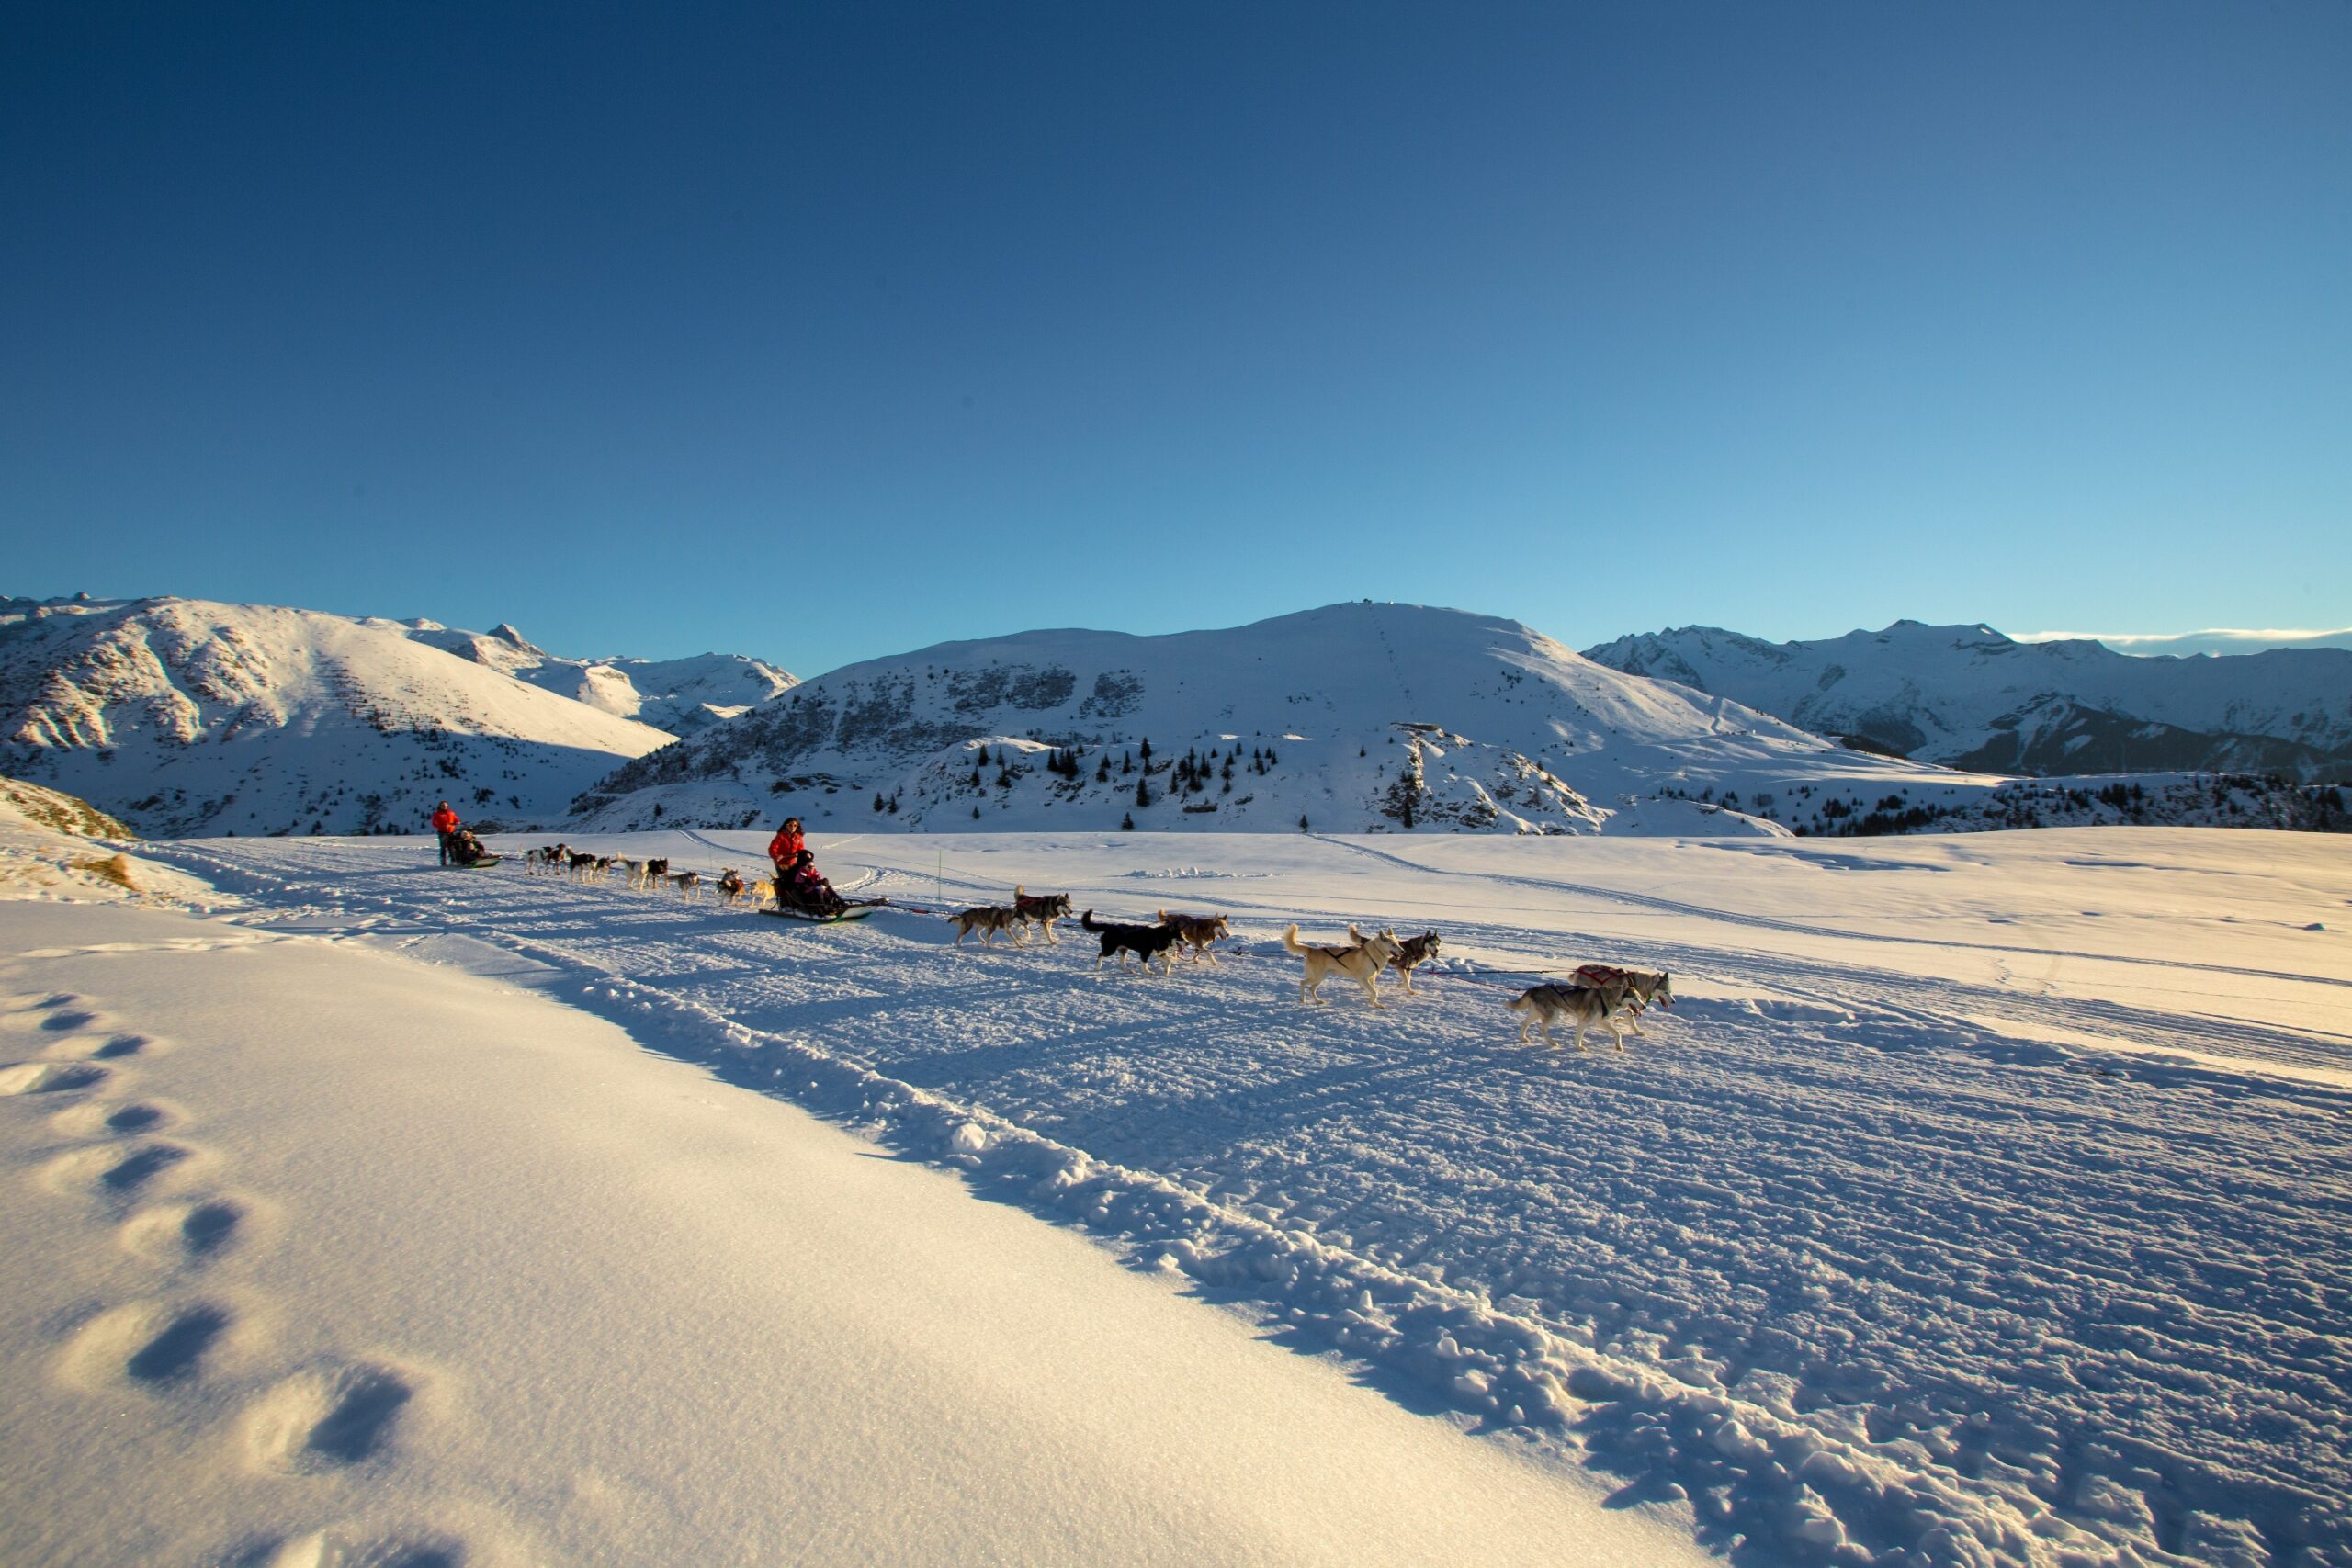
top-left (0, 596), bottom-right (707, 836)
top-left (138, 826), bottom-right (2352, 1568)
top-left (1583, 621), bottom-right (2352, 778)
top-left (577, 602), bottom-right (1982, 838)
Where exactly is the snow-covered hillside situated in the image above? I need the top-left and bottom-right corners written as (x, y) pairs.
top-left (1584, 621), bottom-right (2352, 777)
top-left (374, 617), bottom-right (795, 732)
top-left (575, 602), bottom-right (1983, 836)
top-left (0, 596), bottom-right (676, 837)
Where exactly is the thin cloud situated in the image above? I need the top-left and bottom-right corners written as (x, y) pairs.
top-left (2014, 627), bottom-right (2352, 656)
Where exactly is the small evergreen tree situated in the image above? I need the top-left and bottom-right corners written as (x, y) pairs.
top-left (1136, 776), bottom-right (1153, 807)
top-left (1140, 737), bottom-right (1153, 762)
top-left (874, 792), bottom-right (887, 812)
top-left (1298, 813), bottom-right (1309, 831)
top-left (1121, 812), bottom-right (1135, 830)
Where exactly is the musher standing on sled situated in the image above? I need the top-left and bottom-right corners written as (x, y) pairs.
top-left (431, 801), bottom-right (461, 866)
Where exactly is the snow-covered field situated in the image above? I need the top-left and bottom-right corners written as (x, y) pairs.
top-left (6, 815), bottom-right (2348, 1565)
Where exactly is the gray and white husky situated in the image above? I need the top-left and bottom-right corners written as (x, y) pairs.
top-left (1508, 980), bottom-right (1638, 1051)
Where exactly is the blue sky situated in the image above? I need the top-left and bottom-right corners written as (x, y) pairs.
top-left (5, 3), bottom-right (2346, 674)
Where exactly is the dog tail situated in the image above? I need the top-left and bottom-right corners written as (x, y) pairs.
top-left (1281, 923), bottom-right (1306, 955)
top-left (1014, 885), bottom-right (1024, 898)
top-left (1081, 909), bottom-right (1102, 931)
top-left (1507, 991), bottom-right (1532, 1012)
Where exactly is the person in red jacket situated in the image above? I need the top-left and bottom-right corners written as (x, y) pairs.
top-left (431, 801), bottom-right (461, 866)
top-left (767, 817), bottom-right (805, 883)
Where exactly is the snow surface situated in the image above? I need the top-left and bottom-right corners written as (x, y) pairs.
top-left (56, 822), bottom-right (2349, 1567)
top-left (0, 596), bottom-right (677, 837)
top-left (1583, 621), bottom-right (2352, 777)
top-left (0, 824), bottom-right (1709, 1564)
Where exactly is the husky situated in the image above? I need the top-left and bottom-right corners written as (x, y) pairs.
top-left (1571, 964), bottom-right (1672, 1009)
top-left (1012, 886), bottom-right (1075, 944)
top-left (1384, 931), bottom-right (1443, 993)
top-left (951, 905), bottom-right (1024, 947)
top-left (1568, 964), bottom-right (1671, 1039)
top-left (715, 868), bottom-right (748, 907)
top-left (669, 870), bottom-right (702, 900)
top-left (615, 855), bottom-right (644, 886)
top-left (640, 858), bottom-right (670, 890)
top-left (1283, 924), bottom-right (1404, 1008)
top-left (566, 850), bottom-right (602, 880)
top-left (1081, 910), bottom-right (1184, 976)
top-left (1157, 909), bottom-right (1232, 964)
top-left (1509, 981), bottom-right (1638, 1050)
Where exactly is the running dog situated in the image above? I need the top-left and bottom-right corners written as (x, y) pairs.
top-left (951, 905), bottom-right (1024, 947)
top-left (1283, 924), bottom-right (1404, 1008)
top-left (1571, 964), bottom-right (1672, 1008)
top-left (1081, 910), bottom-right (1184, 976)
top-left (640, 858), bottom-right (670, 890)
top-left (1509, 980), bottom-right (1638, 1051)
top-left (715, 868), bottom-right (748, 907)
top-left (1012, 886), bottom-right (1074, 944)
top-left (566, 850), bottom-right (602, 880)
top-left (669, 870), bottom-right (702, 900)
top-left (1568, 964), bottom-right (1671, 1039)
top-left (1384, 931), bottom-right (1443, 993)
top-left (1157, 909), bottom-right (1232, 964)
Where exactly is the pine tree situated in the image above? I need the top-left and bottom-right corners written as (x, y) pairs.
top-left (874, 792), bottom-right (887, 812)
top-left (1298, 813), bottom-right (1309, 831)
top-left (1121, 812), bottom-right (1135, 830)
top-left (1136, 776), bottom-right (1153, 807)
top-left (1096, 755), bottom-right (1112, 783)
top-left (1140, 737), bottom-right (1153, 762)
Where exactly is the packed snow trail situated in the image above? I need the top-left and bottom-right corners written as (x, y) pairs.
top-left (134, 830), bottom-right (2352, 1567)
top-left (3, 902), bottom-right (1704, 1567)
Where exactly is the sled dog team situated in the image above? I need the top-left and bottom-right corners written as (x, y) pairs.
top-left (522, 843), bottom-right (757, 904)
top-left (960, 897), bottom-right (1672, 1049)
top-left (522, 846), bottom-right (1672, 1050)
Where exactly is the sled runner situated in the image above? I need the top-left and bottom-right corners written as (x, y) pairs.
top-left (763, 901), bottom-right (882, 925)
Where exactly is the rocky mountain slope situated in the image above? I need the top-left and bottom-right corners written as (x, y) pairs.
top-left (572, 602), bottom-right (1980, 836)
top-left (1583, 621), bottom-right (2352, 777)
top-left (0, 595), bottom-right (681, 836)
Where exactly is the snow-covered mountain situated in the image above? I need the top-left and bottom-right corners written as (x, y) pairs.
top-left (1583, 620), bottom-right (2352, 777)
top-left (573, 601), bottom-right (1984, 836)
top-left (368, 618), bottom-right (796, 732)
top-left (0, 595), bottom-right (681, 836)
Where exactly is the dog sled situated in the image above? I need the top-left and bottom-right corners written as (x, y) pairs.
top-left (763, 879), bottom-right (892, 924)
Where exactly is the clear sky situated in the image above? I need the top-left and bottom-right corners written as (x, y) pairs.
top-left (5, 3), bottom-right (2346, 675)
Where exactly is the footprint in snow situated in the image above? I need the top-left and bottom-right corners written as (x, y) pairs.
top-left (61, 1297), bottom-right (237, 1390)
top-left (38, 1008), bottom-right (102, 1033)
top-left (243, 1361), bottom-right (418, 1473)
top-left (232, 1524), bottom-right (471, 1568)
top-left (51, 1097), bottom-right (181, 1138)
top-left (121, 1195), bottom-right (252, 1264)
top-left (0, 1060), bottom-right (110, 1096)
top-left (42, 1138), bottom-right (202, 1199)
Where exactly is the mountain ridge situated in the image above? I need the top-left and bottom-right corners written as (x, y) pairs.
top-left (1582, 619), bottom-right (2352, 777)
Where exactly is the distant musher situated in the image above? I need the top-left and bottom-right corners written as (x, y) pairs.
top-left (431, 800), bottom-right (461, 865)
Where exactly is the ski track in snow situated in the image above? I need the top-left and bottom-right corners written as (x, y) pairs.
top-left (137, 834), bottom-right (2352, 1568)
